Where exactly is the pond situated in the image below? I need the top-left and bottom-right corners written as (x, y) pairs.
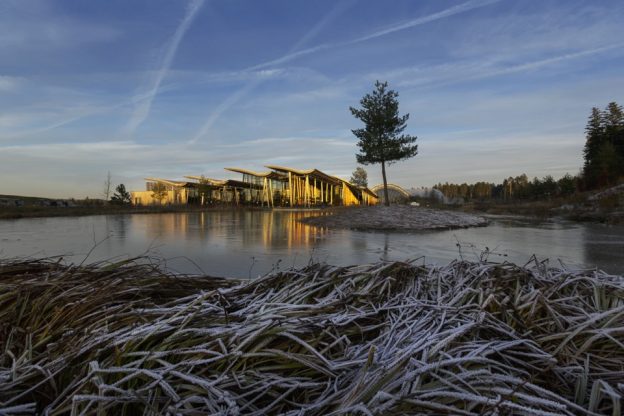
top-left (1, 210), bottom-right (622, 277)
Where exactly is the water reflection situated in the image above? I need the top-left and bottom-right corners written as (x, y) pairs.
top-left (0, 212), bottom-right (622, 277)
top-left (134, 210), bottom-right (328, 250)
top-left (582, 223), bottom-right (624, 273)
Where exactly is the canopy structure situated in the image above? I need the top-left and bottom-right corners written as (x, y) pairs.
top-left (332, 177), bottom-right (379, 206)
top-left (131, 166), bottom-right (379, 207)
top-left (145, 177), bottom-right (197, 188)
top-left (370, 183), bottom-right (410, 204)
top-left (223, 168), bottom-right (288, 207)
top-left (183, 176), bottom-right (227, 187)
top-left (264, 165), bottom-right (342, 207)
top-left (130, 177), bottom-right (200, 205)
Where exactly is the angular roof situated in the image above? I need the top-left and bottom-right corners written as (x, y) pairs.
top-left (184, 176), bottom-right (227, 186)
top-left (332, 176), bottom-right (379, 198)
top-left (145, 177), bottom-right (196, 187)
top-left (264, 165), bottom-right (341, 185)
top-left (225, 167), bottom-right (286, 180)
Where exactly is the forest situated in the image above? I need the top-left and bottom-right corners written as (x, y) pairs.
top-left (435, 101), bottom-right (624, 202)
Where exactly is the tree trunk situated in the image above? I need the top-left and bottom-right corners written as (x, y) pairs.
top-left (381, 160), bottom-right (390, 206)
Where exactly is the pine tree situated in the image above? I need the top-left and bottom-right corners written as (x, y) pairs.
top-left (111, 184), bottom-right (132, 205)
top-left (604, 102), bottom-right (624, 177)
top-left (583, 102), bottom-right (623, 188)
top-left (350, 81), bottom-right (418, 206)
top-left (350, 167), bottom-right (368, 187)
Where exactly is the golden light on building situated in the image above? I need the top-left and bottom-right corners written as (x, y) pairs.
top-left (130, 165), bottom-right (379, 207)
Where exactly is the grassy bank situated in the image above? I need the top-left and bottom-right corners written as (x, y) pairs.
top-left (1, 257), bottom-right (623, 414)
top-left (454, 186), bottom-right (624, 224)
top-left (0, 204), bottom-right (269, 220)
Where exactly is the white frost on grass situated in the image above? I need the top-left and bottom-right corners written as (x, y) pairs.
top-left (301, 205), bottom-right (488, 231)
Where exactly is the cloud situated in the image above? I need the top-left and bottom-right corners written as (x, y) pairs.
top-left (0, 1), bottom-right (121, 54)
top-left (388, 43), bottom-right (624, 90)
top-left (189, 0), bottom-right (354, 145)
top-left (124, 0), bottom-right (205, 137)
top-left (0, 75), bottom-right (24, 91)
top-left (248, 0), bottom-right (503, 71)
top-left (352, 0), bottom-right (502, 43)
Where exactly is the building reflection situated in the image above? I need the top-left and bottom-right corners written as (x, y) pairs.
top-left (130, 210), bottom-right (329, 251)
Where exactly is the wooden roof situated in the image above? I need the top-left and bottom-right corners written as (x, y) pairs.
top-left (332, 176), bottom-right (379, 198)
top-left (145, 177), bottom-right (197, 188)
top-left (224, 167), bottom-right (286, 180)
top-left (184, 176), bottom-right (227, 186)
top-left (264, 165), bottom-right (341, 185)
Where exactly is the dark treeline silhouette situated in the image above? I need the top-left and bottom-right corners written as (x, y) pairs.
top-left (435, 101), bottom-right (623, 202)
top-left (434, 173), bottom-right (578, 202)
top-left (582, 102), bottom-right (624, 189)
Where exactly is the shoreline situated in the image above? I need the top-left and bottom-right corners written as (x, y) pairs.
top-left (0, 204), bottom-right (271, 220)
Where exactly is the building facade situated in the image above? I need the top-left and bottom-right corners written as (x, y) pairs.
top-left (130, 166), bottom-right (378, 207)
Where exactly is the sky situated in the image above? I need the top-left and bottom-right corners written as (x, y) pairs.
top-left (1, 0), bottom-right (623, 198)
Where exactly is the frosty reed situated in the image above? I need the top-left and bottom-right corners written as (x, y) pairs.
top-left (1, 256), bottom-right (623, 415)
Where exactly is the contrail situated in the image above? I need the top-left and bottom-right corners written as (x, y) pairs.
top-left (190, 0), bottom-right (502, 144)
top-left (248, 0), bottom-right (503, 71)
top-left (7, 85), bottom-right (176, 139)
top-left (189, 0), bottom-right (355, 145)
top-left (351, 0), bottom-right (501, 43)
top-left (188, 82), bottom-right (258, 145)
top-left (405, 43), bottom-right (624, 89)
top-left (125, 0), bottom-right (204, 136)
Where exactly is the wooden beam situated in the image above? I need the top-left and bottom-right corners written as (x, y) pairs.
top-left (288, 172), bottom-right (293, 206)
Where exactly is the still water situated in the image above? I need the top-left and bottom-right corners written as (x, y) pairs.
top-left (0, 210), bottom-right (622, 277)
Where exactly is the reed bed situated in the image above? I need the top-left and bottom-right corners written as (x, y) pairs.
top-left (1, 256), bottom-right (623, 415)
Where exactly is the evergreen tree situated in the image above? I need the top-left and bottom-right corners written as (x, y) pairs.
top-left (110, 184), bottom-right (131, 205)
top-left (583, 107), bottom-right (605, 186)
top-left (350, 167), bottom-right (368, 187)
top-left (583, 102), bottom-right (623, 188)
top-left (604, 102), bottom-right (624, 177)
top-left (350, 81), bottom-right (418, 206)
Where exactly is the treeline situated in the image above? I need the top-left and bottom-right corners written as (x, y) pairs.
top-left (434, 173), bottom-right (578, 202)
top-left (582, 102), bottom-right (624, 188)
top-left (435, 101), bottom-right (623, 202)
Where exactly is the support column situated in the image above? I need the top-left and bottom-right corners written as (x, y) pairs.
top-left (288, 172), bottom-right (293, 206)
top-left (305, 175), bottom-right (310, 206)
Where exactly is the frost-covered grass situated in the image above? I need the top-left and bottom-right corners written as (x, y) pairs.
top-left (1, 257), bottom-right (623, 415)
top-left (300, 205), bottom-right (488, 231)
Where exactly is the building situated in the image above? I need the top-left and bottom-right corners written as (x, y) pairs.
top-left (130, 166), bottom-right (379, 207)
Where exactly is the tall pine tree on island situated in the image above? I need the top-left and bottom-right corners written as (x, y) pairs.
top-left (350, 81), bottom-right (418, 206)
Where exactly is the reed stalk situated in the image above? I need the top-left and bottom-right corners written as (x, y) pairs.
top-left (1, 256), bottom-right (622, 415)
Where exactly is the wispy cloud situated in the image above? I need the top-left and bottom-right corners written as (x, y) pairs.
top-left (393, 43), bottom-right (624, 89)
top-left (248, 0), bottom-right (503, 71)
top-left (0, 75), bottom-right (24, 91)
top-left (189, 0), bottom-right (354, 145)
top-left (352, 0), bottom-right (501, 43)
top-left (124, 0), bottom-right (204, 137)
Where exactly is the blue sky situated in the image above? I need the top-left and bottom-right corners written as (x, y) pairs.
top-left (1, 0), bottom-right (623, 198)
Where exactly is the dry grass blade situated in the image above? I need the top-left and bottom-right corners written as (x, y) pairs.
top-left (1, 256), bottom-right (623, 415)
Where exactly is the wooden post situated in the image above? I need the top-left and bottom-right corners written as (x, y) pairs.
top-left (330, 185), bottom-right (333, 205)
top-left (305, 175), bottom-right (310, 206)
top-left (288, 172), bottom-right (293, 206)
